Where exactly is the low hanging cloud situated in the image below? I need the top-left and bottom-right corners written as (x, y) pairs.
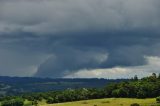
top-left (0, 0), bottom-right (160, 78)
top-left (35, 50), bottom-right (108, 77)
top-left (64, 56), bottom-right (160, 79)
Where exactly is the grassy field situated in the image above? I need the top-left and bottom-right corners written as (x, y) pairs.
top-left (39, 98), bottom-right (159, 106)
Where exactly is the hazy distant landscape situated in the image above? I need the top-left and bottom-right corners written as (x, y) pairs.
top-left (0, 76), bottom-right (126, 96)
top-left (0, 74), bottom-right (160, 106)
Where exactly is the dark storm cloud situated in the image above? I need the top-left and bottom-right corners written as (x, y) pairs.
top-left (34, 30), bottom-right (160, 77)
top-left (0, 0), bottom-right (160, 77)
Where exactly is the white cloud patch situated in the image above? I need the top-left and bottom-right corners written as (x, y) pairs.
top-left (64, 56), bottom-right (160, 79)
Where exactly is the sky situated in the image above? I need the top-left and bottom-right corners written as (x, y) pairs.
top-left (0, 0), bottom-right (160, 78)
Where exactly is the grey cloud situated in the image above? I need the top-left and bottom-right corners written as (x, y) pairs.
top-left (0, 0), bottom-right (159, 78)
top-left (35, 49), bottom-right (108, 77)
top-left (35, 30), bottom-right (160, 77)
top-left (0, 48), bottom-right (49, 76)
top-left (0, 0), bottom-right (160, 34)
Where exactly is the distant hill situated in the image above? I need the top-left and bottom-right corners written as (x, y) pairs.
top-left (0, 76), bottom-right (128, 96)
top-left (1, 74), bottom-right (160, 106)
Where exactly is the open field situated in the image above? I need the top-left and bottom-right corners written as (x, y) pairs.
top-left (40, 98), bottom-right (159, 106)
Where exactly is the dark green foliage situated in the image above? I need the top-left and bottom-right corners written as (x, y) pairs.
top-left (32, 100), bottom-right (38, 106)
top-left (136, 90), bottom-right (146, 99)
top-left (105, 74), bottom-right (160, 98)
top-left (134, 75), bottom-right (138, 81)
top-left (130, 103), bottom-right (140, 106)
top-left (156, 96), bottom-right (160, 103)
top-left (1, 73), bottom-right (160, 104)
top-left (1, 98), bottom-right (24, 106)
top-left (158, 73), bottom-right (160, 79)
top-left (46, 97), bottom-right (54, 104)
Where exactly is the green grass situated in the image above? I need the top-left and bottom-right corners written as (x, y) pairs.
top-left (0, 98), bottom-right (158, 106)
top-left (23, 99), bottom-right (33, 106)
top-left (40, 98), bottom-right (159, 106)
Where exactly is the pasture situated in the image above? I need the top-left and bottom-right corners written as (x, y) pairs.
top-left (40, 98), bottom-right (158, 106)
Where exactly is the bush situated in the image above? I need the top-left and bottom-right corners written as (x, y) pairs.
top-left (156, 96), bottom-right (160, 103)
top-left (130, 103), bottom-right (140, 106)
top-left (81, 101), bottom-right (88, 104)
top-left (46, 97), bottom-right (54, 104)
top-left (101, 101), bottom-right (110, 103)
top-left (32, 100), bottom-right (38, 106)
top-left (136, 90), bottom-right (146, 98)
top-left (1, 98), bottom-right (24, 106)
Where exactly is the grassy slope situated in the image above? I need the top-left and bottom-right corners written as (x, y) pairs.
top-left (40, 98), bottom-right (158, 106)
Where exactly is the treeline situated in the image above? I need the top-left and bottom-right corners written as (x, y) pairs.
top-left (1, 73), bottom-right (160, 105)
top-left (1, 98), bottom-right (24, 106)
top-left (104, 73), bottom-right (160, 98)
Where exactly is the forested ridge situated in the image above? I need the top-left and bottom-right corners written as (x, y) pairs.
top-left (0, 76), bottom-right (126, 95)
top-left (1, 73), bottom-right (160, 106)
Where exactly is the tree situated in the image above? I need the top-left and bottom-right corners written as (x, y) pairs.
top-left (32, 100), bottom-right (38, 106)
top-left (111, 89), bottom-right (119, 97)
top-left (104, 83), bottom-right (117, 97)
top-left (148, 73), bottom-right (157, 82)
top-left (158, 73), bottom-right (160, 79)
top-left (118, 87), bottom-right (128, 97)
top-left (46, 97), bottom-right (53, 104)
top-left (136, 89), bottom-right (146, 98)
top-left (156, 96), bottom-right (160, 103)
top-left (1, 98), bottom-right (24, 106)
top-left (152, 73), bottom-right (157, 78)
top-left (134, 75), bottom-right (138, 81)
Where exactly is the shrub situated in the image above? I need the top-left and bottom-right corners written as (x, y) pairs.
top-left (156, 96), bottom-right (160, 103)
top-left (46, 97), bottom-right (54, 104)
top-left (32, 100), bottom-right (38, 106)
top-left (136, 90), bottom-right (146, 98)
top-left (130, 103), bottom-right (140, 106)
top-left (82, 101), bottom-right (88, 104)
top-left (1, 98), bottom-right (24, 106)
top-left (101, 101), bottom-right (110, 103)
